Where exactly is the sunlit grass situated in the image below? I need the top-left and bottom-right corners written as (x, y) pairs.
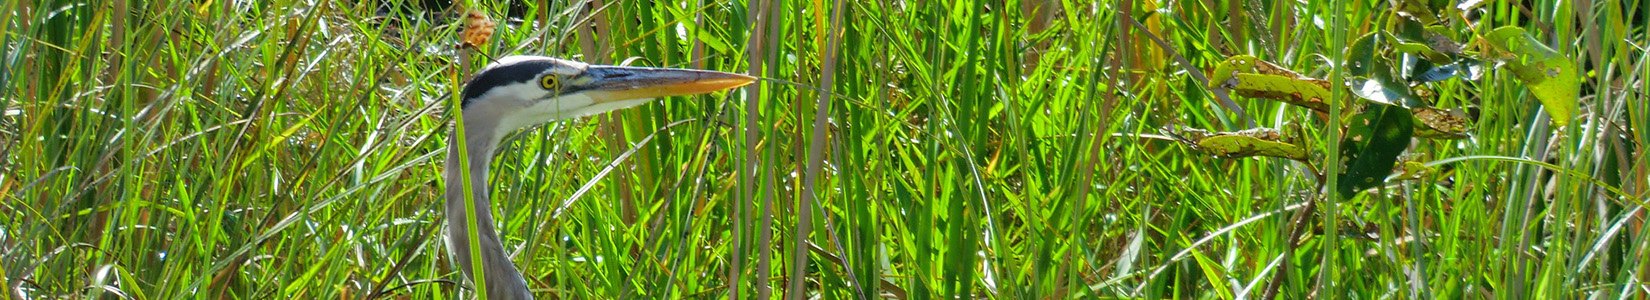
top-left (3, 0), bottom-right (1646, 299)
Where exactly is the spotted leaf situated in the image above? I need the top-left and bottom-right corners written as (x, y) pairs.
top-left (1212, 55), bottom-right (1335, 112)
top-left (1483, 26), bottom-right (1579, 126)
top-left (1194, 132), bottom-right (1309, 162)
top-left (1338, 105), bottom-right (1414, 198)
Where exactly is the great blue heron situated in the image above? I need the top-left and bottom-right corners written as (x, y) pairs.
top-left (445, 56), bottom-right (754, 300)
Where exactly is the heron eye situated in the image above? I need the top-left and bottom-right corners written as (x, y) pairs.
top-left (540, 75), bottom-right (561, 90)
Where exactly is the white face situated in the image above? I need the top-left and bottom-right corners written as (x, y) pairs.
top-left (462, 56), bottom-right (650, 137)
top-left (491, 89), bottom-right (657, 137)
top-left (459, 55), bottom-right (755, 139)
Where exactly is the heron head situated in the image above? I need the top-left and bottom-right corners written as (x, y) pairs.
top-left (459, 56), bottom-right (755, 135)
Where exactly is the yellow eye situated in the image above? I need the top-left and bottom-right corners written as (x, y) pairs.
top-left (540, 75), bottom-right (560, 90)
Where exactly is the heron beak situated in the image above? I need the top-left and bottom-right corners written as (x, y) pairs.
top-left (579, 65), bottom-right (756, 103)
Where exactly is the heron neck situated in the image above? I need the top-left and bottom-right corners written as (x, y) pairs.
top-left (445, 116), bottom-right (534, 299)
top-left (445, 120), bottom-right (499, 211)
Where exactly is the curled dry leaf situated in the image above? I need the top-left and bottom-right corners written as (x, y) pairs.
top-left (1411, 106), bottom-right (1471, 139)
top-left (459, 10), bottom-right (496, 49)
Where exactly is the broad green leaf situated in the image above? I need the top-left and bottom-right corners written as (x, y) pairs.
top-left (1388, 16), bottom-right (1428, 42)
top-left (1348, 32), bottom-right (1380, 77)
top-left (1407, 57), bottom-right (1487, 82)
top-left (1212, 55), bottom-right (1335, 112)
top-left (1404, 57), bottom-right (1466, 83)
top-left (1350, 76), bottom-right (1424, 108)
top-left (1389, 0), bottom-right (1439, 24)
top-left (1350, 56), bottom-right (1426, 108)
top-left (1338, 105), bottom-right (1415, 198)
top-left (1483, 26), bottom-right (1580, 126)
top-left (1393, 41), bottom-right (1453, 63)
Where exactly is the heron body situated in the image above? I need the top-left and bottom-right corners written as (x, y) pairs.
top-left (445, 56), bottom-right (753, 299)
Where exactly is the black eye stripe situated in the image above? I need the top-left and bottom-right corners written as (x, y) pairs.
top-left (461, 59), bottom-right (560, 108)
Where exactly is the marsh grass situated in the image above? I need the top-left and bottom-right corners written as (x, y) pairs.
top-left (2, 0), bottom-right (1646, 299)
